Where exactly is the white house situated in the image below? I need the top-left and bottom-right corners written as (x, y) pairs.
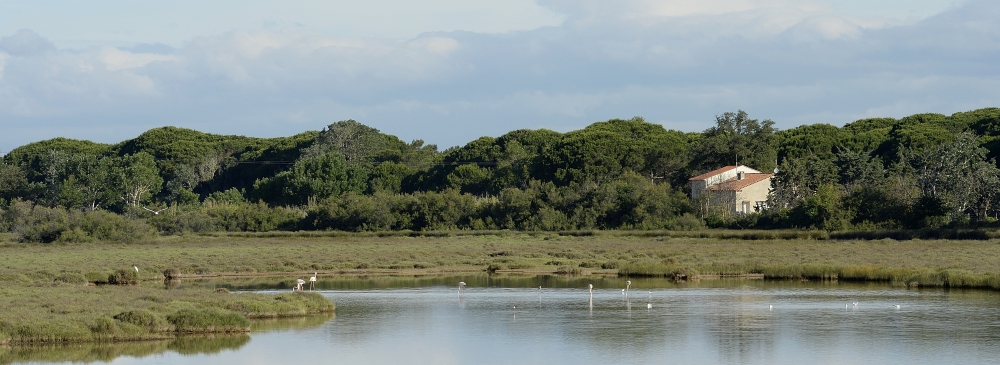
top-left (689, 165), bottom-right (773, 214)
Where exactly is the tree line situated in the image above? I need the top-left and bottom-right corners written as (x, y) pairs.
top-left (2, 108), bottom-right (1000, 242)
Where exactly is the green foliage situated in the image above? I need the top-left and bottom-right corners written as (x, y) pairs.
top-left (166, 308), bottom-right (250, 333)
top-left (206, 188), bottom-right (248, 205)
top-left (114, 309), bottom-right (169, 331)
top-left (108, 268), bottom-right (139, 285)
top-left (5, 203), bottom-right (156, 243)
top-left (690, 110), bottom-right (776, 174)
top-left (5, 108), bottom-right (1000, 233)
top-left (253, 153), bottom-right (366, 205)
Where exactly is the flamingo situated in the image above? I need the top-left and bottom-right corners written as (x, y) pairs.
top-left (625, 280), bottom-right (632, 295)
top-left (588, 283), bottom-right (593, 295)
top-left (295, 279), bottom-right (305, 291)
top-left (309, 272), bottom-right (317, 290)
top-left (458, 281), bottom-right (466, 293)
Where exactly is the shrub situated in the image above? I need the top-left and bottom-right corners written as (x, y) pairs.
top-left (108, 268), bottom-right (139, 285)
top-left (114, 309), bottom-right (168, 331)
top-left (162, 268), bottom-right (181, 279)
top-left (166, 308), bottom-right (250, 332)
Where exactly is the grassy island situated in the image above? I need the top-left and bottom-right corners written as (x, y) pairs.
top-left (0, 286), bottom-right (333, 344)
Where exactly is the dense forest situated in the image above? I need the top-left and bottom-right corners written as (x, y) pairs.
top-left (2, 108), bottom-right (1000, 242)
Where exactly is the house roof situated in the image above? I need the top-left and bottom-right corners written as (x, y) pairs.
top-left (707, 173), bottom-right (774, 191)
top-left (688, 166), bottom-right (738, 181)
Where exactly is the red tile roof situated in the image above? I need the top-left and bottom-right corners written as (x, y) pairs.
top-left (707, 173), bottom-right (773, 191)
top-left (688, 166), bottom-right (737, 181)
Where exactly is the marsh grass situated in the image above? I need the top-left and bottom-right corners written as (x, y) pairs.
top-left (5, 233), bottom-right (1000, 288)
top-left (5, 232), bottom-right (1000, 344)
top-left (0, 285), bottom-right (333, 344)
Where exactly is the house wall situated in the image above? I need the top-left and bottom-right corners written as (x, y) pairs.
top-left (734, 176), bottom-right (773, 213)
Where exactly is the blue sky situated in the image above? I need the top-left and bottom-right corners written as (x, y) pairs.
top-left (1, 0), bottom-right (995, 153)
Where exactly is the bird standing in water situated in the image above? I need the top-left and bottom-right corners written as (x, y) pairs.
top-left (309, 273), bottom-right (317, 290)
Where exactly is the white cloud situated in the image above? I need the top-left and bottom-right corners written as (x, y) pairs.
top-left (0, 0), bottom-right (997, 154)
top-left (99, 46), bottom-right (176, 71)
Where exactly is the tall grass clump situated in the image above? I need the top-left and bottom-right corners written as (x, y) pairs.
top-left (166, 308), bottom-right (250, 333)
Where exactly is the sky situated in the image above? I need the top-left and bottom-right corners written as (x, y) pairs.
top-left (1, 0), bottom-right (997, 154)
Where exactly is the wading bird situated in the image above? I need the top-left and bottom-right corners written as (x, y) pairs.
top-left (458, 281), bottom-right (466, 293)
top-left (309, 273), bottom-right (317, 290)
top-left (589, 283), bottom-right (593, 295)
top-left (142, 206), bottom-right (168, 215)
top-left (296, 279), bottom-right (305, 291)
top-left (625, 280), bottom-right (631, 295)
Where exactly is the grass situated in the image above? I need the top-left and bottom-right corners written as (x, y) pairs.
top-left (0, 285), bottom-right (334, 344)
top-left (4, 232), bottom-right (1000, 286)
top-left (5, 231), bottom-right (1000, 343)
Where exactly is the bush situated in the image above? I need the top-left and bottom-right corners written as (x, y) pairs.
top-left (163, 268), bottom-right (181, 279)
top-left (148, 209), bottom-right (218, 235)
top-left (114, 309), bottom-right (168, 331)
top-left (667, 213), bottom-right (705, 231)
top-left (79, 210), bottom-right (156, 242)
top-left (108, 268), bottom-right (139, 285)
top-left (166, 308), bottom-right (250, 332)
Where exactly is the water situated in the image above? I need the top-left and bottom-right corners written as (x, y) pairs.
top-left (9, 276), bottom-right (1000, 364)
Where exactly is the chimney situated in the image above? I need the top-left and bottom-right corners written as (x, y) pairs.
top-left (737, 171), bottom-right (745, 180)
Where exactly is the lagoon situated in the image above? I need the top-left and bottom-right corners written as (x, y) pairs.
top-left (11, 276), bottom-right (1000, 365)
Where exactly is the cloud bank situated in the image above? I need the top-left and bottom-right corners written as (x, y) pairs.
top-left (1, 0), bottom-right (998, 153)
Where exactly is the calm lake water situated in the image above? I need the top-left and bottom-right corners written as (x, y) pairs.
top-left (11, 275), bottom-right (1000, 365)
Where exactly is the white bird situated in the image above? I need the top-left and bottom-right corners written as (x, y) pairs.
top-left (769, 305), bottom-right (773, 311)
top-left (893, 305), bottom-right (901, 309)
top-left (295, 279), bottom-right (305, 291)
top-left (458, 281), bottom-right (466, 292)
top-left (142, 206), bottom-right (168, 215)
top-left (853, 302), bottom-right (859, 307)
top-left (309, 272), bottom-right (317, 290)
top-left (133, 265), bottom-right (139, 273)
top-left (647, 303), bottom-right (652, 309)
top-left (588, 283), bottom-right (593, 295)
top-left (625, 280), bottom-right (631, 295)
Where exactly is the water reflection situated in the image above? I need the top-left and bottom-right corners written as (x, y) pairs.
top-left (0, 315), bottom-right (333, 364)
top-left (10, 277), bottom-right (1000, 365)
top-left (0, 335), bottom-right (248, 364)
